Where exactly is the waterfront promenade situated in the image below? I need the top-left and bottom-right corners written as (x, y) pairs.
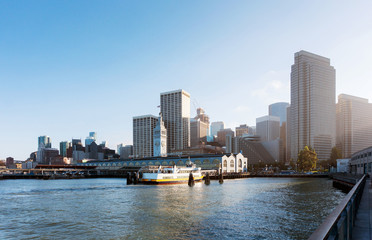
top-left (352, 178), bottom-right (372, 240)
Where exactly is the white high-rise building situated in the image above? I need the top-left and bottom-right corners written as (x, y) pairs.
top-left (160, 89), bottom-right (190, 151)
top-left (289, 50), bottom-right (336, 161)
top-left (133, 115), bottom-right (158, 158)
top-left (336, 94), bottom-right (372, 158)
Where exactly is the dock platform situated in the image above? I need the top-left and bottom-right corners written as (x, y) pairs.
top-left (352, 178), bottom-right (372, 240)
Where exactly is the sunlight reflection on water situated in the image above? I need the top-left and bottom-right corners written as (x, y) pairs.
top-left (0, 178), bottom-right (345, 240)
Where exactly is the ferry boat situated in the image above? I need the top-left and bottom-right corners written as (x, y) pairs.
top-left (137, 164), bottom-right (203, 185)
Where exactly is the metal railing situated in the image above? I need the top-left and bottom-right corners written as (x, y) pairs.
top-left (309, 175), bottom-right (366, 240)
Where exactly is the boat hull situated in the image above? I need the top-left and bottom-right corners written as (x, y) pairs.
top-left (139, 176), bottom-right (203, 185)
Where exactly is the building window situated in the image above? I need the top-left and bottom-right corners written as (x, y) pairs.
top-left (223, 160), bottom-right (227, 168)
top-left (230, 160), bottom-right (234, 168)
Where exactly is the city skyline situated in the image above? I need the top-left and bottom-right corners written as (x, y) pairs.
top-left (1, 1), bottom-right (372, 160)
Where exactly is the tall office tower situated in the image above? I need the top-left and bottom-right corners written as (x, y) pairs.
top-left (190, 108), bottom-right (210, 147)
top-left (286, 105), bottom-right (291, 161)
top-left (236, 124), bottom-right (250, 137)
top-left (153, 114), bottom-right (167, 157)
top-left (160, 89), bottom-right (190, 151)
top-left (336, 94), bottom-right (372, 158)
top-left (133, 115), bottom-right (158, 158)
top-left (59, 141), bottom-right (69, 157)
top-left (89, 132), bottom-right (97, 140)
top-left (85, 132), bottom-right (97, 146)
top-left (269, 102), bottom-right (290, 162)
top-left (256, 116), bottom-right (280, 142)
top-left (269, 102), bottom-right (290, 126)
top-left (117, 143), bottom-right (124, 155)
top-left (38, 136), bottom-right (51, 149)
top-left (71, 139), bottom-right (82, 148)
top-left (290, 50), bottom-right (336, 162)
top-left (195, 108), bottom-right (210, 136)
top-left (210, 121), bottom-right (225, 137)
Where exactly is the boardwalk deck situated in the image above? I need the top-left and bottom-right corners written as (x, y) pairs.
top-left (352, 178), bottom-right (372, 240)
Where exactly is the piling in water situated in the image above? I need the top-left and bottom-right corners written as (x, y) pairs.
top-left (219, 173), bottom-right (224, 184)
top-left (205, 173), bottom-right (210, 185)
top-left (188, 173), bottom-right (195, 187)
top-left (127, 172), bottom-right (132, 185)
top-left (133, 172), bottom-right (139, 185)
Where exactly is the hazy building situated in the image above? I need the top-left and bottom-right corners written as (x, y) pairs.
top-left (269, 102), bottom-right (290, 126)
top-left (262, 139), bottom-right (282, 162)
top-left (160, 89), bottom-right (191, 151)
top-left (85, 137), bottom-right (95, 146)
top-left (71, 139), bottom-right (82, 148)
top-left (89, 132), bottom-right (97, 140)
top-left (120, 145), bottom-right (133, 159)
top-left (59, 141), bottom-right (69, 157)
top-left (195, 108), bottom-right (210, 125)
top-left (210, 121), bottom-right (224, 137)
top-left (133, 115), bottom-right (158, 158)
top-left (290, 50), bottom-right (336, 161)
top-left (336, 94), bottom-right (372, 158)
top-left (153, 114), bottom-right (167, 157)
top-left (235, 124), bottom-right (250, 137)
top-left (39, 148), bottom-right (60, 164)
top-left (256, 115), bottom-right (280, 142)
top-left (117, 143), bottom-right (124, 155)
top-left (191, 108), bottom-right (210, 146)
top-left (38, 136), bottom-right (51, 149)
top-left (100, 141), bottom-right (108, 148)
top-left (217, 128), bottom-right (234, 146)
top-left (190, 108), bottom-right (209, 147)
top-left (6, 157), bottom-right (14, 168)
top-left (286, 105), bottom-right (291, 161)
top-left (269, 102), bottom-right (289, 162)
top-left (233, 136), bottom-right (275, 165)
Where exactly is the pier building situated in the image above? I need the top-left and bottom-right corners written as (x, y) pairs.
top-left (78, 153), bottom-right (248, 173)
top-left (350, 146), bottom-right (372, 175)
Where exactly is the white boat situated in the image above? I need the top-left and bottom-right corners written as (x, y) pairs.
top-left (137, 164), bottom-right (203, 185)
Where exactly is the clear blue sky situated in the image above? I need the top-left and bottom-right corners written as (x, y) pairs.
top-left (1, 1), bottom-right (372, 160)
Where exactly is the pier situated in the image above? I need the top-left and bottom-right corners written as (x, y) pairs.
top-left (309, 175), bottom-right (369, 240)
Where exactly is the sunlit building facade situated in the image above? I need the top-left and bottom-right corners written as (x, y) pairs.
top-left (133, 115), bottom-right (158, 158)
top-left (160, 89), bottom-right (190, 152)
top-left (336, 94), bottom-right (372, 158)
top-left (289, 50), bottom-right (336, 161)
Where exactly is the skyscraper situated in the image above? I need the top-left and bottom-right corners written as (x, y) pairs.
top-left (38, 136), bottom-right (51, 149)
top-left (133, 115), bottom-right (158, 158)
top-left (269, 102), bottom-right (290, 126)
top-left (59, 141), bottom-right (69, 157)
top-left (210, 121), bottom-right (225, 137)
top-left (85, 132), bottom-right (97, 146)
top-left (269, 102), bottom-right (290, 162)
top-left (289, 50), bottom-right (336, 161)
top-left (256, 115), bottom-right (280, 142)
top-left (336, 94), bottom-right (372, 157)
top-left (160, 89), bottom-right (190, 151)
top-left (190, 108), bottom-right (210, 147)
